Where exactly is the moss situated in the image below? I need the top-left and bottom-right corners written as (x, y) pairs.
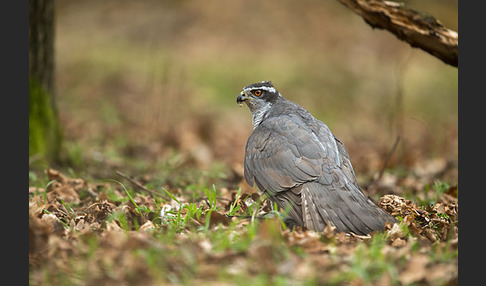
top-left (29, 78), bottom-right (62, 164)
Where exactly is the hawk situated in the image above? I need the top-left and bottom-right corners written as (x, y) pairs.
top-left (237, 81), bottom-right (396, 235)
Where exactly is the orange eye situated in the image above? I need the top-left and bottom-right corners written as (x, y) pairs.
top-left (254, 90), bottom-right (262, 96)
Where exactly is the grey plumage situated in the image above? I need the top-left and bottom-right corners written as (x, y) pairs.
top-left (237, 81), bottom-right (396, 235)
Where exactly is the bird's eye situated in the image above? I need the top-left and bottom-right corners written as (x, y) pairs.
top-left (254, 90), bottom-right (262, 96)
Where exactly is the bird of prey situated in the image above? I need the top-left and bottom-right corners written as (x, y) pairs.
top-left (237, 81), bottom-right (396, 235)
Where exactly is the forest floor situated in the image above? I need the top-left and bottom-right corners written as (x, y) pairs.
top-left (29, 154), bottom-right (457, 285)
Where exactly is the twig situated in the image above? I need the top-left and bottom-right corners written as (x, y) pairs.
top-left (116, 170), bottom-right (170, 199)
top-left (226, 214), bottom-right (268, 221)
top-left (193, 196), bottom-right (232, 203)
top-left (367, 136), bottom-right (400, 189)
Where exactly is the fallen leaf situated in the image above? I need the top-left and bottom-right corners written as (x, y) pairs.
top-left (139, 220), bottom-right (155, 232)
top-left (399, 254), bottom-right (429, 284)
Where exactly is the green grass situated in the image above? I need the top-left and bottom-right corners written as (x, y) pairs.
top-left (330, 233), bottom-right (400, 285)
top-left (415, 180), bottom-right (453, 207)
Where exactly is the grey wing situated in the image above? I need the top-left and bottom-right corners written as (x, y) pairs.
top-left (244, 114), bottom-right (335, 194)
top-left (243, 115), bottom-right (336, 227)
top-left (333, 135), bottom-right (361, 191)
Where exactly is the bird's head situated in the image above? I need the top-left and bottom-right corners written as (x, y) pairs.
top-left (237, 81), bottom-right (280, 111)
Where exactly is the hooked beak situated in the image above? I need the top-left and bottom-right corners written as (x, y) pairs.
top-left (236, 91), bottom-right (252, 105)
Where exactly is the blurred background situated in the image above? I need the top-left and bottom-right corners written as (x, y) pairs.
top-left (53, 0), bottom-right (458, 189)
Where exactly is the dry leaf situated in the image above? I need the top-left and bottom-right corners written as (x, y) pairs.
top-left (399, 255), bottom-right (429, 284)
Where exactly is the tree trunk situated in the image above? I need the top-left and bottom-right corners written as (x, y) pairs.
top-left (29, 0), bottom-right (62, 164)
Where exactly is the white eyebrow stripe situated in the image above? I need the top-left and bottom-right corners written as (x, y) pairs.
top-left (243, 86), bottom-right (277, 93)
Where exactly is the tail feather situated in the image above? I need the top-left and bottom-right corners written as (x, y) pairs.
top-left (299, 180), bottom-right (396, 235)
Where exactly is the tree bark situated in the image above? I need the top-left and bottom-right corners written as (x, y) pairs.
top-left (29, 0), bottom-right (55, 94)
top-left (29, 0), bottom-right (62, 163)
top-left (336, 0), bottom-right (458, 67)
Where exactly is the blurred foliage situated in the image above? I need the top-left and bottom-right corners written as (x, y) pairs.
top-left (53, 0), bottom-right (457, 179)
